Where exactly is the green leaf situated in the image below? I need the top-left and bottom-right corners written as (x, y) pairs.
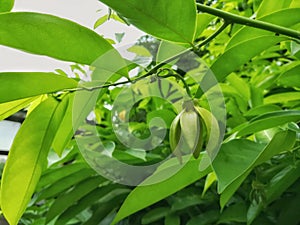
top-left (156, 41), bottom-right (188, 63)
top-left (244, 104), bottom-right (282, 117)
top-left (0, 97), bottom-right (38, 120)
top-left (52, 93), bottom-right (75, 156)
top-left (264, 92), bottom-right (300, 104)
top-left (0, 0), bottom-right (14, 12)
top-left (202, 172), bottom-right (217, 196)
top-left (195, 36), bottom-right (286, 97)
top-left (218, 130), bottom-right (296, 208)
top-left (127, 45), bottom-right (152, 57)
top-left (226, 8), bottom-right (300, 49)
top-left (46, 176), bottom-right (106, 223)
top-left (213, 36), bottom-right (286, 82)
top-left (111, 155), bottom-right (212, 224)
top-left (226, 74), bottom-right (250, 101)
top-left (195, 13), bottom-right (215, 39)
top-left (0, 12), bottom-right (119, 65)
top-left (94, 14), bottom-right (109, 29)
top-left (256, 0), bottom-right (292, 18)
top-left (0, 72), bottom-right (78, 103)
top-left (237, 110), bottom-right (300, 136)
top-left (146, 109), bottom-right (176, 129)
top-left (277, 63), bottom-right (300, 88)
top-left (0, 97), bottom-right (66, 225)
top-left (213, 140), bottom-right (265, 193)
top-left (98, 0), bottom-right (197, 43)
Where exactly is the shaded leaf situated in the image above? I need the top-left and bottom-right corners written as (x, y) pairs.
top-left (218, 130), bottom-right (296, 208)
top-left (218, 203), bottom-right (247, 224)
top-left (142, 207), bottom-right (170, 225)
top-left (55, 186), bottom-right (129, 225)
top-left (46, 176), bottom-right (106, 223)
top-left (187, 210), bottom-right (220, 225)
top-left (37, 168), bottom-right (95, 200)
top-left (247, 161), bottom-right (300, 224)
top-left (165, 214), bottom-right (180, 225)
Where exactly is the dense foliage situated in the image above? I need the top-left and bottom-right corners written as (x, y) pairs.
top-left (0, 0), bottom-right (300, 225)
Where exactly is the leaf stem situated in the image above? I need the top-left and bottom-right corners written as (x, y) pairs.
top-left (196, 3), bottom-right (300, 40)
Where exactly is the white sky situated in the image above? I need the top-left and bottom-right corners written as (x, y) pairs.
top-left (0, 0), bottom-right (144, 72)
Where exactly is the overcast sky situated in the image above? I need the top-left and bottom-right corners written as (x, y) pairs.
top-left (0, 0), bottom-right (144, 72)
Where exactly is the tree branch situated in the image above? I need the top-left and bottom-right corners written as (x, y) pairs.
top-left (196, 3), bottom-right (300, 40)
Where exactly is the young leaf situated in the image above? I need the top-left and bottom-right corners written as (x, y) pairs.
top-left (0, 72), bottom-right (78, 103)
top-left (0, 97), bottom-right (67, 225)
top-left (0, 12), bottom-right (118, 65)
top-left (98, 0), bottom-right (197, 43)
top-left (0, 97), bottom-right (38, 120)
top-left (111, 155), bottom-right (212, 224)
